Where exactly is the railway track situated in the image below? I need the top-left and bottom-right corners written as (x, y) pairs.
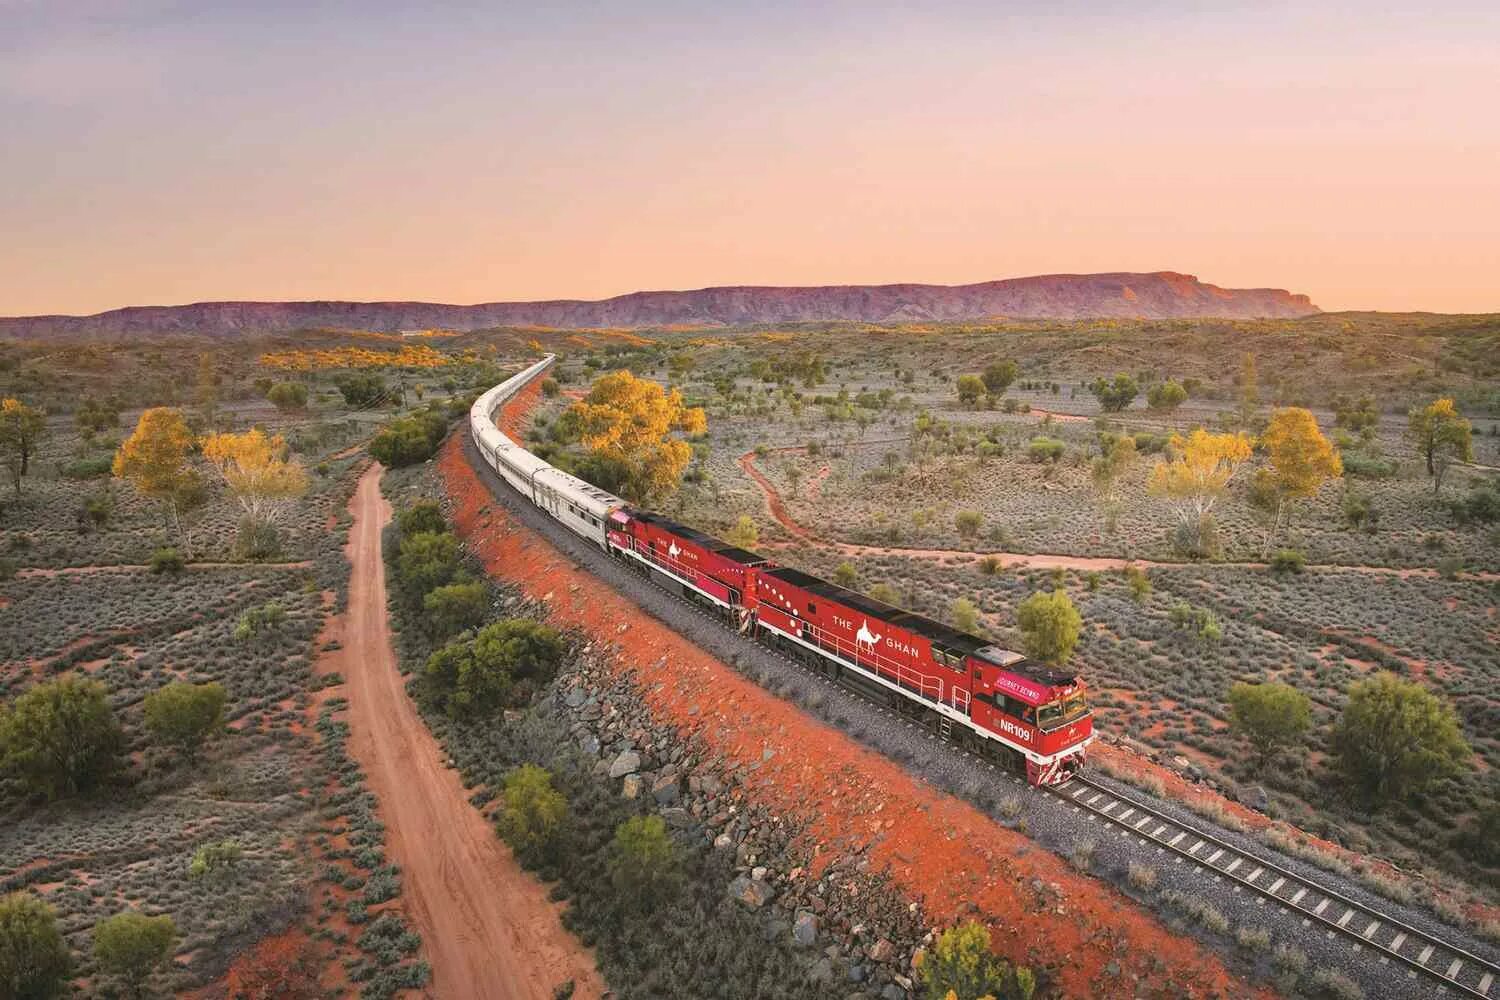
top-left (464, 433), bottom-right (1499, 1000)
top-left (1055, 774), bottom-right (1499, 998)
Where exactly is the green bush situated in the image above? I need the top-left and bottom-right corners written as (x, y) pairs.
top-left (1015, 590), bottom-right (1081, 666)
top-left (495, 764), bottom-right (567, 859)
top-left (62, 455), bottom-right (115, 480)
top-left (188, 839), bottom-right (243, 880)
top-left (396, 531), bottom-right (460, 596)
top-left (1270, 548), bottom-right (1306, 574)
top-left (397, 500), bottom-right (447, 538)
top-left (1227, 682), bottom-right (1310, 768)
top-left (1340, 451), bottom-right (1397, 478)
top-left (918, 921), bottom-right (1036, 1000)
top-left (144, 682), bottom-right (228, 760)
top-left (93, 911), bottom-right (176, 994)
top-left (0, 676), bottom-right (125, 801)
top-left (266, 382), bottom-right (309, 411)
top-left (422, 581), bottom-right (490, 638)
top-left (149, 547), bottom-right (184, 574)
top-left (424, 619), bottom-right (564, 719)
top-left (609, 815), bottom-right (680, 905)
top-left (1330, 671), bottom-right (1469, 804)
top-left (0, 892), bottom-right (71, 999)
top-left (369, 411), bottom-right (448, 468)
top-left (232, 515), bottom-right (282, 561)
top-left (1026, 436), bottom-right (1065, 464)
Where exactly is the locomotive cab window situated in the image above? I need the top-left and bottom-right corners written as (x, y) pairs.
top-left (1037, 693), bottom-right (1089, 730)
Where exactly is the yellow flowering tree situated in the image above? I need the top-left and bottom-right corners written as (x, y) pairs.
top-left (1147, 428), bottom-right (1253, 557)
top-left (201, 429), bottom-right (309, 531)
top-left (1257, 407), bottom-right (1342, 554)
top-left (113, 408), bottom-right (203, 553)
top-left (564, 370), bottom-right (706, 504)
top-left (1407, 397), bottom-right (1473, 494)
top-left (0, 398), bottom-right (46, 496)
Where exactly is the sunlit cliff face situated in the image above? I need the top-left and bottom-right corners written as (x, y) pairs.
top-left (1, 3), bottom-right (1496, 315)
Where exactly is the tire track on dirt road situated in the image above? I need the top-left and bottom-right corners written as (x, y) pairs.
top-left (331, 464), bottom-right (605, 1000)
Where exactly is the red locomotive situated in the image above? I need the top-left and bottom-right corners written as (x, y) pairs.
top-left (607, 508), bottom-right (1092, 786)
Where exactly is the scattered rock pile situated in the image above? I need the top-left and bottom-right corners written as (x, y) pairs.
top-left (546, 648), bottom-right (933, 999)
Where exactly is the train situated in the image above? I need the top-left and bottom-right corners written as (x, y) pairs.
top-left (469, 356), bottom-right (1094, 786)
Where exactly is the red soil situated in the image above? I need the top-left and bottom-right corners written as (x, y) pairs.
top-left (441, 435), bottom-right (1270, 999)
top-left (325, 464), bottom-right (605, 1000)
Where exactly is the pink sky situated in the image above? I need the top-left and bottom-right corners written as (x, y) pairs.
top-left (2, 3), bottom-right (1497, 316)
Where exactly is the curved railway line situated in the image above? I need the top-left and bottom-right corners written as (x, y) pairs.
top-left (1056, 775), bottom-right (1498, 998)
top-left (465, 356), bottom-right (1500, 1000)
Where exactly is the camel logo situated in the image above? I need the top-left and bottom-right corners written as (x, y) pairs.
top-left (856, 620), bottom-right (882, 653)
top-left (667, 541), bottom-right (681, 560)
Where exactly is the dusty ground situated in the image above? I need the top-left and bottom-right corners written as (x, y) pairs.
top-left (440, 434), bottom-right (1272, 999)
top-left (331, 464), bottom-right (605, 1000)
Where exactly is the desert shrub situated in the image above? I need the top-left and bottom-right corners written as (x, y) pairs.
top-left (234, 600), bottom-right (288, 641)
top-left (0, 893), bottom-right (71, 999)
top-left (233, 514), bottom-right (282, 560)
top-left (63, 455), bottom-right (115, 480)
top-left (1227, 682), bottom-right (1310, 768)
top-left (918, 920), bottom-right (1036, 1000)
top-left (369, 411), bottom-right (448, 468)
top-left (954, 510), bottom-right (983, 538)
top-left (495, 764), bottom-right (567, 860)
top-left (1090, 373), bottom-right (1138, 412)
top-left (188, 839), bottom-right (243, 880)
top-left (422, 581), bottom-right (490, 638)
top-left (1270, 548), bottom-right (1305, 574)
top-left (1436, 554), bottom-right (1463, 579)
top-left (1026, 436), bottom-right (1065, 464)
top-left (1340, 451), bottom-right (1397, 478)
top-left (1308, 968), bottom-right (1364, 1000)
top-left (143, 681), bottom-right (228, 760)
top-left (1069, 838), bottom-right (1096, 871)
top-left (424, 619), bottom-right (564, 719)
top-left (1450, 486), bottom-right (1500, 525)
top-left (266, 382), bottom-right (309, 411)
top-left (725, 515), bottom-right (759, 550)
top-left (1147, 379), bottom-right (1188, 411)
top-left (832, 562), bottom-right (858, 588)
top-left (1235, 925), bottom-right (1272, 952)
top-left (1124, 565), bottom-right (1152, 602)
top-left (1330, 671), bottom-right (1469, 805)
top-left (0, 676), bottom-right (124, 801)
top-left (868, 582), bottom-right (901, 605)
top-left (608, 815), bottom-right (680, 906)
top-left (1161, 889), bottom-right (1229, 934)
top-left (1015, 590), bottom-right (1081, 666)
top-left (396, 531), bottom-right (460, 596)
top-left (951, 597), bottom-right (980, 634)
top-left (336, 373), bottom-right (387, 408)
top-left (149, 547), bottom-right (184, 573)
top-left (977, 556), bottom-right (1003, 576)
top-left (1125, 863), bottom-right (1157, 892)
top-left (93, 911), bottom-right (176, 995)
top-left (1272, 941), bottom-right (1308, 975)
top-left (540, 377), bottom-right (560, 398)
top-left (397, 500), bottom-right (446, 538)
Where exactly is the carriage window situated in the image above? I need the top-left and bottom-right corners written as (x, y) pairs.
top-left (807, 603), bottom-right (817, 615)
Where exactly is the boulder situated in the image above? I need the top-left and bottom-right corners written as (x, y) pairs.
top-left (608, 751), bottom-right (641, 779)
top-left (867, 939), bottom-right (895, 964)
top-left (807, 957), bottom-right (834, 986)
top-left (729, 875), bottom-right (776, 909)
top-left (793, 911), bottom-right (818, 947)
top-left (1239, 784), bottom-right (1270, 812)
top-left (621, 774), bottom-right (643, 799)
top-left (565, 686), bottom-right (587, 709)
top-left (651, 773), bottom-right (681, 805)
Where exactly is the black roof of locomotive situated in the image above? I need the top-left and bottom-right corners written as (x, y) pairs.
top-left (628, 510), bottom-right (765, 566)
top-left (762, 566), bottom-right (1078, 690)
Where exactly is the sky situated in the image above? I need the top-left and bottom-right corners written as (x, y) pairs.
top-left (2, 1), bottom-right (1498, 316)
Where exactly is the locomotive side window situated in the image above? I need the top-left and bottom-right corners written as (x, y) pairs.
top-left (807, 602), bottom-right (817, 615)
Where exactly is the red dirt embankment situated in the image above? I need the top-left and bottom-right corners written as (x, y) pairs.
top-left (331, 464), bottom-right (604, 1000)
top-left (441, 437), bottom-right (1269, 999)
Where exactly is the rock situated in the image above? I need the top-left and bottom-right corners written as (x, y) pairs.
top-left (892, 974), bottom-right (912, 992)
top-left (752, 865), bottom-right (768, 881)
top-left (867, 939), bottom-right (895, 964)
top-left (608, 751), bottom-right (641, 779)
top-left (848, 963), bottom-right (867, 983)
top-left (661, 807), bottom-right (693, 829)
top-left (1239, 784), bottom-right (1270, 812)
top-left (808, 957), bottom-right (834, 986)
top-left (621, 774), bottom-right (643, 799)
top-left (651, 773), bottom-right (680, 805)
top-left (699, 774), bottom-right (722, 795)
top-left (729, 875), bottom-right (776, 909)
top-left (565, 686), bottom-right (587, 709)
top-left (578, 734), bottom-right (600, 757)
top-left (713, 833), bottom-right (734, 850)
top-left (880, 986), bottom-right (905, 1000)
top-left (793, 911), bottom-right (818, 947)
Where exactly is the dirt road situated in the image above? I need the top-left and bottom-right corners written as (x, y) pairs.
top-left (332, 464), bottom-right (604, 1000)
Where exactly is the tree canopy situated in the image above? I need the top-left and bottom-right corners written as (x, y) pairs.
top-left (1147, 428), bottom-right (1253, 556)
top-left (1330, 672), bottom-right (1469, 804)
top-left (955, 375), bottom-right (986, 405)
top-left (1227, 681), bottom-right (1311, 767)
top-left (981, 360), bottom-right (1018, 395)
top-left (93, 910), bottom-right (176, 994)
top-left (1014, 590), bottom-right (1081, 667)
top-left (113, 407), bottom-right (203, 553)
top-left (563, 371), bottom-right (706, 504)
top-left (1258, 407), bottom-right (1342, 552)
top-left (609, 814), bottom-right (680, 904)
top-left (265, 382), bottom-right (308, 411)
top-left (1089, 373), bottom-right (1138, 413)
top-left (495, 764), bottom-right (567, 858)
top-left (0, 676), bottom-right (124, 802)
top-left (425, 618), bottom-right (564, 718)
top-left (201, 429), bottom-right (308, 528)
top-left (142, 682), bottom-right (228, 761)
top-left (1145, 379), bottom-right (1188, 412)
top-left (0, 398), bottom-right (46, 497)
top-left (0, 892), bottom-right (72, 1000)
top-left (1407, 397), bottom-right (1473, 494)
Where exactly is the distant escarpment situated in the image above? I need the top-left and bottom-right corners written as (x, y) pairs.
top-left (0, 271), bottom-right (1318, 339)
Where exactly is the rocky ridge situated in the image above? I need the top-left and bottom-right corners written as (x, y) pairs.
top-left (0, 272), bottom-right (1319, 339)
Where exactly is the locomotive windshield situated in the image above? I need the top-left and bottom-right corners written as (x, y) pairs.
top-left (1037, 692), bottom-right (1089, 730)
